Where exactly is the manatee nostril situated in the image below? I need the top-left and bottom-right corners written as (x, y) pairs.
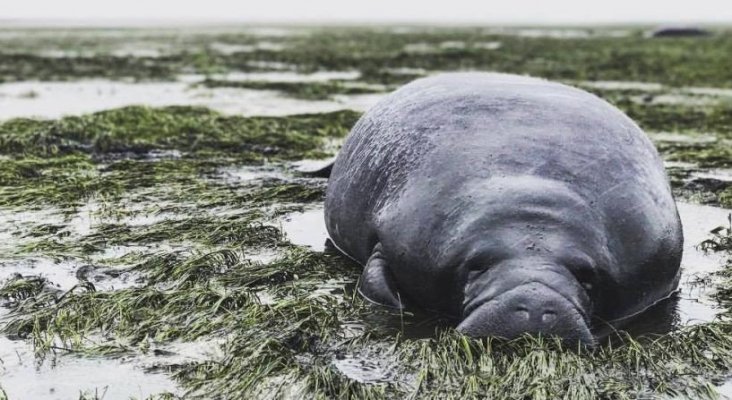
top-left (514, 306), bottom-right (530, 320)
top-left (541, 310), bottom-right (557, 323)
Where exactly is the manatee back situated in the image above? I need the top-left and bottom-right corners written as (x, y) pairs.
top-left (325, 73), bottom-right (682, 301)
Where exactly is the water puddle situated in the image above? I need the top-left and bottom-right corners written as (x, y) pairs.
top-left (718, 380), bottom-right (732, 399)
top-left (0, 207), bottom-right (65, 253)
top-left (242, 27), bottom-right (307, 37)
top-left (0, 80), bottom-right (384, 120)
top-left (403, 41), bottom-right (500, 54)
top-left (0, 258), bottom-right (82, 293)
top-left (280, 207), bottom-right (328, 251)
top-left (243, 60), bottom-right (299, 71)
top-left (665, 161), bottom-right (699, 170)
top-left (576, 80), bottom-right (732, 104)
top-left (487, 28), bottom-right (631, 39)
top-left (331, 93), bottom-right (384, 112)
top-left (676, 202), bottom-right (731, 323)
top-left (693, 168), bottom-right (732, 182)
top-left (218, 165), bottom-right (288, 183)
top-left (475, 41), bottom-right (502, 50)
top-left (332, 354), bottom-right (396, 384)
top-left (384, 67), bottom-right (429, 76)
top-left (190, 70), bottom-right (361, 83)
top-left (651, 132), bottom-right (717, 143)
top-left (0, 337), bottom-right (180, 399)
top-left (0, 201), bottom-right (181, 295)
top-left (579, 80), bottom-right (664, 91)
top-left (209, 41), bottom-right (287, 54)
top-left (684, 87), bottom-right (732, 98)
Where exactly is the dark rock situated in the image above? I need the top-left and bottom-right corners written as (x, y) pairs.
top-left (651, 27), bottom-right (710, 38)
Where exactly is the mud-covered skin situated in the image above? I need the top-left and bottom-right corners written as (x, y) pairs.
top-left (325, 73), bottom-right (683, 343)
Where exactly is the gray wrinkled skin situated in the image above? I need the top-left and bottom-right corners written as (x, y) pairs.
top-left (324, 73), bottom-right (683, 344)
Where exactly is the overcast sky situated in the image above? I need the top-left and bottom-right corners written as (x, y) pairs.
top-left (3, 0), bottom-right (732, 25)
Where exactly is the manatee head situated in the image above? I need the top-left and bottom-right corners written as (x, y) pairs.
top-left (456, 258), bottom-right (595, 346)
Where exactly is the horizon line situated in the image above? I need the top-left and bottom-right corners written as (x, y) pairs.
top-left (2, 17), bottom-right (732, 29)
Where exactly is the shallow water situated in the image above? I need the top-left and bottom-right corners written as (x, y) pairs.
top-left (280, 207), bottom-right (329, 251)
top-left (0, 337), bottom-right (180, 399)
top-left (0, 80), bottom-right (385, 120)
top-left (685, 87), bottom-right (732, 98)
top-left (196, 70), bottom-right (361, 83)
top-left (693, 168), bottom-right (732, 182)
top-left (219, 165), bottom-right (289, 183)
top-left (0, 257), bottom-right (83, 292)
top-left (675, 202), bottom-right (731, 325)
top-left (579, 80), bottom-right (665, 91)
top-left (651, 132), bottom-right (718, 143)
top-left (332, 354), bottom-right (397, 384)
top-left (485, 28), bottom-right (632, 39)
top-left (209, 41), bottom-right (287, 54)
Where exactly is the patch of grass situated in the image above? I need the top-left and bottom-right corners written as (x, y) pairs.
top-left (0, 106), bottom-right (360, 159)
top-left (700, 215), bottom-right (732, 253)
top-left (0, 155), bottom-right (116, 207)
top-left (355, 67), bottom-right (425, 86)
top-left (3, 246), bottom-right (361, 350)
top-left (81, 213), bottom-right (283, 249)
top-left (0, 275), bottom-right (49, 305)
top-left (201, 79), bottom-right (384, 100)
top-left (0, 106), bottom-right (351, 209)
top-left (0, 52), bottom-right (181, 82)
top-left (618, 100), bottom-right (732, 137)
top-left (721, 188), bottom-right (732, 209)
top-left (672, 176), bottom-right (732, 207)
top-left (661, 143), bottom-right (732, 168)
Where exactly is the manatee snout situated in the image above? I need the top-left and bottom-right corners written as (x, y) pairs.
top-left (457, 266), bottom-right (595, 346)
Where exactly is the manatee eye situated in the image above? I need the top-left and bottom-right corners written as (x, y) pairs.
top-left (467, 262), bottom-right (490, 272)
top-left (566, 257), bottom-right (597, 293)
top-left (465, 251), bottom-right (504, 272)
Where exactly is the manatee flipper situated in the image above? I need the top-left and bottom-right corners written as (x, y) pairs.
top-left (358, 243), bottom-right (404, 309)
top-left (296, 158), bottom-right (335, 178)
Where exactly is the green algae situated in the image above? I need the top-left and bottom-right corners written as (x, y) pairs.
top-left (619, 101), bottom-right (732, 137)
top-left (0, 106), bottom-right (353, 210)
top-left (0, 106), bottom-right (359, 159)
top-left (721, 188), bottom-right (732, 208)
top-left (665, 145), bottom-right (732, 168)
top-left (82, 213), bottom-right (283, 249)
top-left (0, 276), bottom-right (48, 306)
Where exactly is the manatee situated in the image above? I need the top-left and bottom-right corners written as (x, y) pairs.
top-left (324, 73), bottom-right (683, 345)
